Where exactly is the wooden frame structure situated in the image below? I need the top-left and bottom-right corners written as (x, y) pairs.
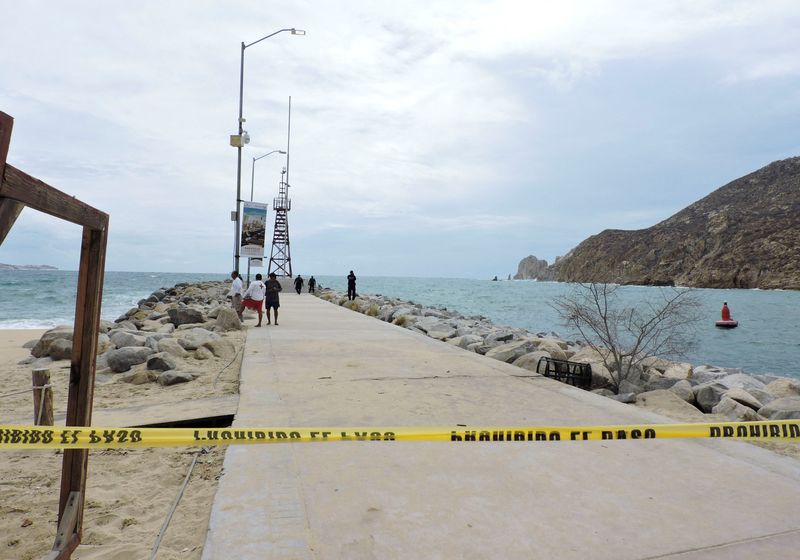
top-left (0, 111), bottom-right (109, 559)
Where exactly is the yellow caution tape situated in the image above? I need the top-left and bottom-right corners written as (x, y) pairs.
top-left (0, 421), bottom-right (798, 450)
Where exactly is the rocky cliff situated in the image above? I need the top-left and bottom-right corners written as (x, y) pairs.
top-left (552, 156), bottom-right (800, 289)
top-left (513, 255), bottom-right (555, 280)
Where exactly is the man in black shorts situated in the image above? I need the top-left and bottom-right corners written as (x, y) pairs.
top-left (264, 272), bottom-right (283, 325)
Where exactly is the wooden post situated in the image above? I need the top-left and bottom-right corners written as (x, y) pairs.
top-left (55, 224), bottom-right (107, 558)
top-left (0, 112), bottom-right (24, 244)
top-left (1, 110), bottom-right (109, 559)
top-left (32, 368), bottom-right (53, 426)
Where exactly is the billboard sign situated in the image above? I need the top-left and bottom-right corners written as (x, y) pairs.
top-left (240, 202), bottom-right (268, 258)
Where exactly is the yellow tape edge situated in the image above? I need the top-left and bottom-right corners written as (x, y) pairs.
top-left (1, 421), bottom-right (798, 450)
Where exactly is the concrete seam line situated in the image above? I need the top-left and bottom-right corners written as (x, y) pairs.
top-left (640, 526), bottom-right (800, 559)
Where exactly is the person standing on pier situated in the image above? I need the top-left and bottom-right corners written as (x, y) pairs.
top-left (294, 275), bottom-right (304, 295)
top-left (228, 271), bottom-right (244, 320)
top-left (265, 272), bottom-right (282, 325)
top-left (308, 276), bottom-right (317, 294)
top-left (240, 273), bottom-right (266, 327)
top-left (347, 270), bottom-right (357, 300)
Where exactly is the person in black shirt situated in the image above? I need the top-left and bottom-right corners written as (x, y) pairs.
top-left (264, 272), bottom-right (282, 325)
top-left (347, 270), bottom-right (357, 300)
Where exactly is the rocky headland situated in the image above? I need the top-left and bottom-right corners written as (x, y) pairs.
top-left (513, 255), bottom-right (555, 280)
top-left (516, 156), bottom-right (800, 289)
top-left (318, 288), bottom-right (800, 426)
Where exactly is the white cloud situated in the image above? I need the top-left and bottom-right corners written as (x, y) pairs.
top-left (724, 54), bottom-right (800, 83)
top-left (1, 1), bottom-right (799, 275)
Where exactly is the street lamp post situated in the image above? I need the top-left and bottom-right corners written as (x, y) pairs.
top-left (232, 27), bottom-right (305, 273)
top-left (246, 149), bottom-right (286, 283)
top-left (250, 150), bottom-right (286, 202)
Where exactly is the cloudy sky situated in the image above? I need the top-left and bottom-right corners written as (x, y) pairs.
top-left (1, 1), bottom-right (799, 278)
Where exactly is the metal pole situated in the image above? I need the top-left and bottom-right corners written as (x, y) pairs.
top-left (250, 151), bottom-right (284, 201)
top-left (250, 157), bottom-right (257, 201)
top-left (234, 41), bottom-right (245, 273)
top-left (233, 28), bottom-right (304, 272)
top-left (285, 97), bottom-right (293, 278)
top-left (246, 153), bottom-right (255, 284)
top-left (285, 96), bottom-right (291, 188)
top-left (233, 217), bottom-right (238, 272)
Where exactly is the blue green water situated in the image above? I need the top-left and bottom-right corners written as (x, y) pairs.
top-left (1, 271), bottom-right (798, 379)
top-left (315, 275), bottom-right (800, 379)
top-left (0, 271), bottom-right (222, 328)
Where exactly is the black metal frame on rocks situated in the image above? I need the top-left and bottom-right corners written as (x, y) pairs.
top-left (0, 110), bottom-right (109, 560)
top-left (537, 357), bottom-right (593, 389)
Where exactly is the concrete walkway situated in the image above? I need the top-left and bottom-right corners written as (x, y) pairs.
top-left (204, 294), bottom-right (800, 559)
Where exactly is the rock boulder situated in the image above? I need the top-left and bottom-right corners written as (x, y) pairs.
top-left (693, 382), bottom-right (728, 413)
top-left (669, 379), bottom-right (695, 404)
top-left (764, 378), bottom-right (800, 399)
top-left (724, 387), bottom-right (763, 411)
top-left (215, 307), bottom-right (242, 331)
top-left (147, 352), bottom-right (178, 372)
top-left (485, 340), bottom-right (537, 364)
top-left (106, 347), bottom-right (156, 373)
top-left (194, 346), bottom-right (214, 360)
top-left (168, 307), bottom-right (205, 327)
top-left (119, 369), bottom-right (156, 385)
top-left (203, 338), bottom-right (236, 360)
top-left (110, 331), bottom-right (146, 349)
top-left (643, 375), bottom-right (678, 392)
top-left (447, 334), bottom-right (484, 350)
top-left (512, 351), bottom-right (551, 374)
top-left (157, 338), bottom-right (189, 358)
top-left (718, 373), bottom-right (766, 392)
top-left (31, 327), bottom-right (73, 358)
top-left (662, 362), bottom-right (693, 380)
top-left (178, 328), bottom-right (220, 351)
top-left (757, 396), bottom-right (800, 420)
top-left (157, 370), bottom-right (194, 386)
top-left (535, 340), bottom-right (566, 361)
top-left (712, 396), bottom-right (762, 421)
top-left (635, 389), bottom-right (708, 422)
top-left (48, 338), bottom-right (73, 360)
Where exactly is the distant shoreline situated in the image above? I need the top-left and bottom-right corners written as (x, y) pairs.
top-left (0, 263), bottom-right (58, 270)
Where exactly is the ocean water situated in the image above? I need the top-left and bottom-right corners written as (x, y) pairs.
top-left (1, 270), bottom-right (798, 379)
top-left (315, 275), bottom-right (800, 380)
top-left (0, 270), bottom-right (222, 328)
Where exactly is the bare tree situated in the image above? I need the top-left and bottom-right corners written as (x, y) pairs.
top-left (552, 282), bottom-right (702, 393)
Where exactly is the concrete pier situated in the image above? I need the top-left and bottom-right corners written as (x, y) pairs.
top-left (204, 294), bottom-right (800, 559)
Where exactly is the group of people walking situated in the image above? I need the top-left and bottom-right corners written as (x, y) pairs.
top-left (228, 271), bottom-right (283, 327)
top-left (228, 270), bottom-right (357, 326)
top-left (293, 275), bottom-right (317, 294)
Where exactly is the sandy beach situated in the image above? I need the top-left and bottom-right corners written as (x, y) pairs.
top-left (0, 326), bottom-right (245, 560)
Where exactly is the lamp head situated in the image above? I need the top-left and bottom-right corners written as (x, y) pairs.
top-left (291, 28), bottom-right (306, 35)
